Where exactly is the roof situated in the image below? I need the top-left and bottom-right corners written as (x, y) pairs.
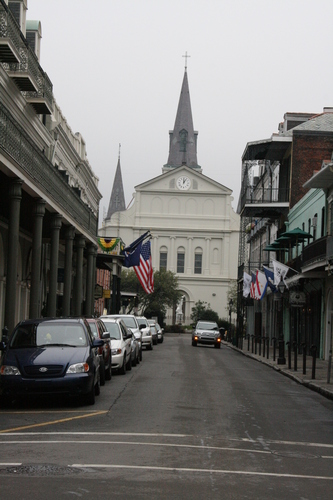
top-left (105, 157), bottom-right (126, 220)
top-left (164, 70), bottom-right (201, 170)
top-left (284, 112), bottom-right (333, 136)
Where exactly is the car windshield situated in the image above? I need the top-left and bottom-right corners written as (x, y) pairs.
top-left (121, 317), bottom-right (137, 329)
top-left (88, 322), bottom-right (98, 338)
top-left (197, 321), bottom-right (218, 331)
top-left (10, 322), bottom-right (88, 348)
top-left (137, 319), bottom-right (148, 327)
top-left (103, 322), bottom-right (121, 340)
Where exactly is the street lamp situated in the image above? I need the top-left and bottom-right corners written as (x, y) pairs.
top-left (229, 299), bottom-right (233, 343)
top-left (277, 276), bottom-right (286, 364)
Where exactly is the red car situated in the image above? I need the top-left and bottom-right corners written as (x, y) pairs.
top-left (86, 318), bottom-right (112, 385)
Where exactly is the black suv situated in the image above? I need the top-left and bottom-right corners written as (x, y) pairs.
top-left (192, 321), bottom-right (222, 348)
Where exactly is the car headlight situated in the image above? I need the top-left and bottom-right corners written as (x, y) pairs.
top-left (66, 363), bottom-right (89, 374)
top-left (0, 365), bottom-right (21, 376)
top-left (111, 348), bottom-right (122, 355)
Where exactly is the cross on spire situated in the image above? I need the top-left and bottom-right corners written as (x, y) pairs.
top-left (182, 51), bottom-right (190, 71)
top-left (118, 143), bottom-right (121, 159)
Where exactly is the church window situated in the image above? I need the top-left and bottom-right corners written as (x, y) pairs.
top-left (177, 250), bottom-right (185, 273)
top-left (160, 252), bottom-right (167, 271)
top-left (194, 252), bottom-right (202, 274)
top-left (179, 129), bottom-right (188, 152)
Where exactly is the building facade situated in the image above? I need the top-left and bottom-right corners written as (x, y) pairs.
top-left (100, 69), bottom-right (240, 324)
top-left (237, 108), bottom-right (333, 359)
top-left (0, 0), bottom-right (102, 335)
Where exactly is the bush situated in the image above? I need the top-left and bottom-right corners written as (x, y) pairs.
top-left (163, 324), bottom-right (185, 333)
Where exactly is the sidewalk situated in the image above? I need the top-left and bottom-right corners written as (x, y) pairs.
top-left (224, 340), bottom-right (333, 401)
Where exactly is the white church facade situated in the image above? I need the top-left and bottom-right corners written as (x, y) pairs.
top-left (99, 69), bottom-right (239, 325)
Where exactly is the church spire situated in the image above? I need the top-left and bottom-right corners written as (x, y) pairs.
top-left (105, 145), bottom-right (126, 220)
top-left (163, 61), bottom-right (201, 172)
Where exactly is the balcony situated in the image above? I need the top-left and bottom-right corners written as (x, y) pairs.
top-left (0, 0), bottom-right (53, 114)
top-left (240, 186), bottom-right (289, 217)
top-left (0, 0), bottom-right (20, 63)
top-left (302, 236), bottom-right (327, 271)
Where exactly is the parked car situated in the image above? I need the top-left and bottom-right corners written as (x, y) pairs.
top-left (192, 321), bottom-right (222, 348)
top-left (155, 323), bottom-right (164, 343)
top-left (100, 317), bottom-right (132, 373)
top-left (86, 318), bottom-right (112, 385)
top-left (136, 316), bottom-right (153, 350)
top-left (106, 314), bottom-right (143, 361)
top-left (149, 323), bottom-right (158, 345)
top-left (129, 332), bottom-right (140, 367)
top-left (0, 317), bottom-right (104, 406)
top-left (148, 320), bottom-right (164, 344)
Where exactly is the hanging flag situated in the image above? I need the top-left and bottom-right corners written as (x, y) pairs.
top-left (272, 259), bottom-right (289, 287)
top-left (250, 272), bottom-right (257, 299)
top-left (263, 266), bottom-right (277, 292)
top-left (122, 231), bottom-right (151, 268)
top-left (134, 240), bottom-right (154, 294)
top-left (256, 270), bottom-right (268, 300)
top-left (243, 272), bottom-right (252, 297)
top-left (123, 231), bottom-right (150, 253)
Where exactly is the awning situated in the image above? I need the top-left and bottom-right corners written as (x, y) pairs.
top-left (303, 162), bottom-right (333, 189)
top-left (280, 227), bottom-right (313, 240)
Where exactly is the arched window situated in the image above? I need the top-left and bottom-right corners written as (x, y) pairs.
top-left (177, 247), bottom-right (185, 273)
top-left (194, 247), bottom-right (203, 274)
top-left (159, 247), bottom-right (168, 271)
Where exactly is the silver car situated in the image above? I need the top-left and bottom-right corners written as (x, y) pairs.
top-left (192, 320), bottom-right (222, 349)
top-left (136, 316), bottom-right (153, 350)
top-left (105, 314), bottom-right (143, 361)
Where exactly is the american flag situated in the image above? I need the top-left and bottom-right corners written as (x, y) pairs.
top-left (134, 240), bottom-right (154, 294)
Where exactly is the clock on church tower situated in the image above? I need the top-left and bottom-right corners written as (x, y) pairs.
top-left (176, 175), bottom-right (191, 190)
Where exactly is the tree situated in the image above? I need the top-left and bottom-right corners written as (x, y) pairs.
top-left (226, 280), bottom-right (237, 315)
top-left (190, 300), bottom-right (219, 324)
top-left (120, 268), bottom-right (182, 324)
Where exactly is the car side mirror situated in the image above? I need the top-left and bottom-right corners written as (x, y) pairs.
top-left (139, 324), bottom-right (145, 330)
top-left (92, 339), bottom-right (104, 348)
top-left (102, 332), bottom-right (110, 340)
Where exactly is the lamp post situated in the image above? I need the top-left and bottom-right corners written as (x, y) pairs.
top-left (277, 276), bottom-right (286, 365)
top-left (229, 299), bottom-right (233, 343)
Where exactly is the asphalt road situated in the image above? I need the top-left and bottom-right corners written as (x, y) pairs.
top-left (0, 334), bottom-right (332, 499)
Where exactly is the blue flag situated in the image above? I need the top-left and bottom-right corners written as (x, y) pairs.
top-left (263, 266), bottom-right (277, 292)
top-left (123, 242), bottom-right (142, 268)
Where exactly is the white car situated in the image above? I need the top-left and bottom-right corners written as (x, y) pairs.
top-left (136, 316), bottom-right (153, 350)
top-left (106, 314), bottom-right (143, 362)
top-left (100, 317), bottom-right (132, 373)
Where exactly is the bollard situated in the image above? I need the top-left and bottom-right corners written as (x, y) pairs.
top-left (247, 334), bottom-right (250, 352)
top-left (272, 337), bottom-right (277, 361)
top-left (255, 336), bottom-right (257, 355)
top-left (266, 337), bottom-right (269, 359)
top-left (286, 341), bottom-right (291, 369)
top-left (311, 345), bottom-right (317, 380)
top-left (302, 342), bottom-right (306, 375)
top-left (251, 335), bottom-right (254, 353)
top-left (258, 336), bottom-right (262, 357)
top-left (262, 336), bottom-right (266, 358)
top-left (293, 341), bottom-right (297, 371)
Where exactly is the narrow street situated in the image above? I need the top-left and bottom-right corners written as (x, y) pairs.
top-left (0, 334), bottom-right (332, 499)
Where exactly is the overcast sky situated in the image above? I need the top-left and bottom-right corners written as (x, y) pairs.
top-left (26, 0), bottom-right (333, 225)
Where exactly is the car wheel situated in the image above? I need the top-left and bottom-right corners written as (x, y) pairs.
top-left (95, 373), bottom-right (101, 396)
top-left (147, 342), bottom-right (153, 350)
top-left (86, 380), bottom-right (95, 405)
top-left (192, 340), bottom-right (197, 346)
top-left (105, 357), bottom-right (112, 381)
top-left (136, 351), bottom-right (140, 364)
top-left (132, 353), bottom-right (137, 367)
top-left (126, 354), bottom-right (132, 371)
top-left (140, 348), bottom-right (143, 361)
top-left (119, 355), bottom-right (126, 375)
top-left (153, 338), bottom-right (157, 345)
top-left (99, 358), bottom-right (106, 386)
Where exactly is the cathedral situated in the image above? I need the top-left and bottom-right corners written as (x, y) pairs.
top-left (99, 68), bottom-right (239, 325)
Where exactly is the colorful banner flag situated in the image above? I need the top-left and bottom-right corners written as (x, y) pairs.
top-left (256, 270), bottom-right (268, 300)
top-left (250, 272), bottom-right (257, 299)
top-left (122, 231), bottom-right (151, 268)
top-left (263, 266), bottom-right (277, 293)
top-left (98, 237), bottom-right (122, 253)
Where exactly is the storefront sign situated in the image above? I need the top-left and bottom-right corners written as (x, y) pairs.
top-left (289, 291), bottom-right (306, 306)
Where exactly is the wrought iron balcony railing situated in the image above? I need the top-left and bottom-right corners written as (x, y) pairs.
top-left (0, 0), bottom-right (53, 114)
top-left (0, 102), bottom-right (98, 237)
top-left (302, 236), bottom-right (327, 268)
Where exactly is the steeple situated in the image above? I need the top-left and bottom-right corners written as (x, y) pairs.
top-left (163, 66), bottom-right (201, 172)
top-left (105, 146), bottom-right (126, 220)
